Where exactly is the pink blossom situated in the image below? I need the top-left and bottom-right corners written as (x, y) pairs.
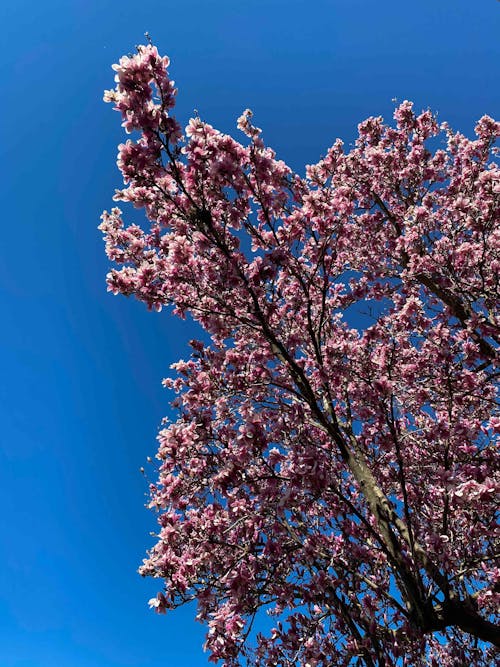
top-left (101, 45), bottom-right (500, 666)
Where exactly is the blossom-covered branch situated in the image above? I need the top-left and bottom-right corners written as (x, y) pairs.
top-left (100, 45), bottom-right (499, 666)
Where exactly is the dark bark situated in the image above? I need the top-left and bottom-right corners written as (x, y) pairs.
top-left (435, 599), bottom-right (500, 649)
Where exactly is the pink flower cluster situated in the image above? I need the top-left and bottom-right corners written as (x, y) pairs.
top-left (100, 46), bottom-right (500, 666)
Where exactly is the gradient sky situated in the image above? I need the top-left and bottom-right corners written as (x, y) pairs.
top-left (1, 1), bottom-right (499, 665)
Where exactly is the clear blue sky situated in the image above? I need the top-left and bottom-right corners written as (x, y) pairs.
top-left (1, 1), bottom-right (499, 665)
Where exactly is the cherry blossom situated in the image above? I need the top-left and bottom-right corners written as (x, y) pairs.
top-left (100, 45), bottom-right (499, 666)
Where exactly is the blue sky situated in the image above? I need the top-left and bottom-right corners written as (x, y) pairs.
top-left (1, 1), bottom-right (499, 665)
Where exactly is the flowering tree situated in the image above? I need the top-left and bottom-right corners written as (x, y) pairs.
top-left (100, 45), bottom-right (499, 666)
